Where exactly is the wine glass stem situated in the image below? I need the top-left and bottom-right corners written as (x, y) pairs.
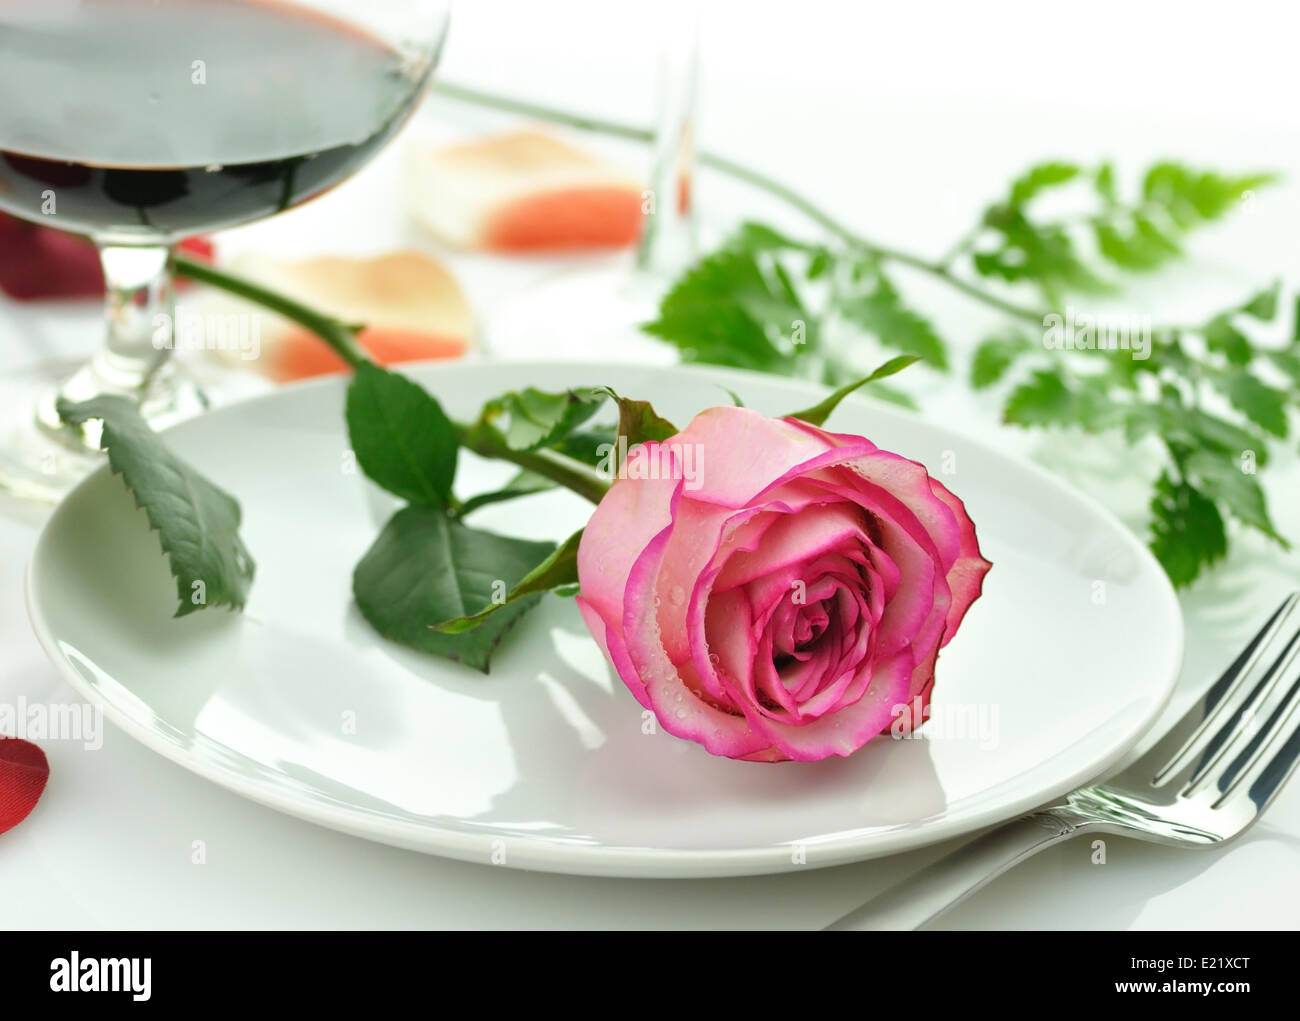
top-left (93, 243), bottom-right (174, 393)
top-left (35, 242), bottom-right (205, 447)
top-left (636, 9), bottom-right (699, 277)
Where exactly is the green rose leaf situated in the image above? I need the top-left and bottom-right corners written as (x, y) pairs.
top-left (352, 504), bottom-right (557, 672)
top-left (57, 395), bottom-right (255, 616)
top-left (787, 354), bottom-right (920, 426)
top-left (475, 386), bottom-right (608, 453)
top-left (597, 387), bottom-right (679, 446)
top-left (345, 362), bottom-right (458, 505)
top-left (434, 529), bottom-right (583, 635)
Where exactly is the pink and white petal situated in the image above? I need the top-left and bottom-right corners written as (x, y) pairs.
top-left (651, 497), bottom-right (758, 666)
top-left (576, 595), bottom-right (650, 708)
top-left (799, 668), bottom-right (857, 719)
top-left (904, 644), bottom-right (941, 717)
top-left (784, 416), bottom-right (989, 646)
top-left (753, 635), bottom-right (802, 719)
top-left (845, 451), bottom-right (964, 569)
top-left (576, 470), bottom-right (678, 634)
top-left (783, 416), bottom-right (880, 453)
top-left (712, 502), bottom-right (873, 592)
top-left (927, 476), bottom-right (993, 644)
top-left (702, 587), bottom-right (758, 702)
top-left (783, 641), bottom-right (836, 701)
top-left (672, 406), bottom-right (838, 508)
top-left (758, 648), bottom-right (916, 761)
top-left (866, 516), bottom-right (942, 659)
top-left (622, 525), bottom-right (771, 758)
top-left (794, 474), bottom-right (950, 661)
top-left (742, 552), bottom-right (863, 624)
top-left (708, 587), bottom-right (800, 723)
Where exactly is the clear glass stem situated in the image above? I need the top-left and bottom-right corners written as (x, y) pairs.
top-left (36, 242), bottom-right (205, 449)
top-left (92, 244), bottom-right (175, 392)
top-left (636, 4), bottom-right (699, 278)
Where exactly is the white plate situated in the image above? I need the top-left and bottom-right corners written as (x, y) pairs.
top-left (27, 361), bottom-right (1183, 877)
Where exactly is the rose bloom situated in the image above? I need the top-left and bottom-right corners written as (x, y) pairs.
top-left (576, 406), bottom-right (991, 762)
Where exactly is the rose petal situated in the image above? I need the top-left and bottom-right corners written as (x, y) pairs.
top-left (576, 468), bottom-right (677, 632)
top-left (712, 501), bottom-right (873, 592)
top-left (927, 476), bottom-right (993, 644)
top-left (671, 406), bottom-right (837, 508)
top-left (621, 520), bottom-right (773, 758)
top-left (0, 737), bottom-right (49, 836)
top-left (753, 647), bottom-right (916, 761)
top-left (576, 595), bottom-right (650, 708)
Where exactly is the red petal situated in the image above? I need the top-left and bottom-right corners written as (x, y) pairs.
top-left (0, 737), bottom-right (49, 836)
top-left (0, 212), bottom-right (213, 300)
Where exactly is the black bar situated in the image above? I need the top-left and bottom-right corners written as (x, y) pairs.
top-left (0, 931), bottom-right (1288, 1005)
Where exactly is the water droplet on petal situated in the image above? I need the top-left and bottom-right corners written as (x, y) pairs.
top-left (669, 585), bottom-right (686, 606)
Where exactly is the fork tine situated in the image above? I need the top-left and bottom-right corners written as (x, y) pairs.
top-left (1182, 628), bottom-right (1300, 792)
top-left (1211, 674), bottom-right (1300, 809)
top-left (1239, 695), bottom-right (1300, 813)
top-left (1148, 592), bottom-right (1300, 787)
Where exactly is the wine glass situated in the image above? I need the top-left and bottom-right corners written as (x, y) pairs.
top-left (481, 1), bottom-right (698, 363)
top-left (0, 0), bottom-right (451, 501)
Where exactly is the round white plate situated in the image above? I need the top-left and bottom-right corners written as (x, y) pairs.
top-left (27, 360), bottom-right (1183, 877)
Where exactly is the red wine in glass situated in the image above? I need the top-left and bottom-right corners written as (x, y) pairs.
top-left (0, 0), bottom-right (448, 500)
top-left (0, 0), bottom-right (427, 237)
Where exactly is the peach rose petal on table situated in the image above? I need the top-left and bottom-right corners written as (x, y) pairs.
top-left (405, 129), bottom-right (643, 251)
top-left (200, 250), bottom-right (472, 381)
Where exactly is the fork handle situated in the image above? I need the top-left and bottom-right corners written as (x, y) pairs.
top-left (825, 810), bottom-right (1087, 931)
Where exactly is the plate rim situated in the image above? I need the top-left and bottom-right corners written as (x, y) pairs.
top-left (26, 358), bottom-right (1185, 877)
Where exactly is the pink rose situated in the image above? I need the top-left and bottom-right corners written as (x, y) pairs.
top-left (575, 406), bottom-right (991, 762)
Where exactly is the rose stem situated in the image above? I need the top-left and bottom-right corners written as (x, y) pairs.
top-left (431, 81), bottom-right (1046, 325)
top-left (173, 255), bottom-right (611, 506)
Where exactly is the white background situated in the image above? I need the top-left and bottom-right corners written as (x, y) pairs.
top-left (2, 0), bottom-right (1300, 928)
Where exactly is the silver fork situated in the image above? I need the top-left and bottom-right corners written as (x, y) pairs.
top-left (828, 591), bottom-right (1300, 931)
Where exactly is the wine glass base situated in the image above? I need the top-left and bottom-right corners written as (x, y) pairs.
top-left (0, 358), bottom-right (207, 504)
